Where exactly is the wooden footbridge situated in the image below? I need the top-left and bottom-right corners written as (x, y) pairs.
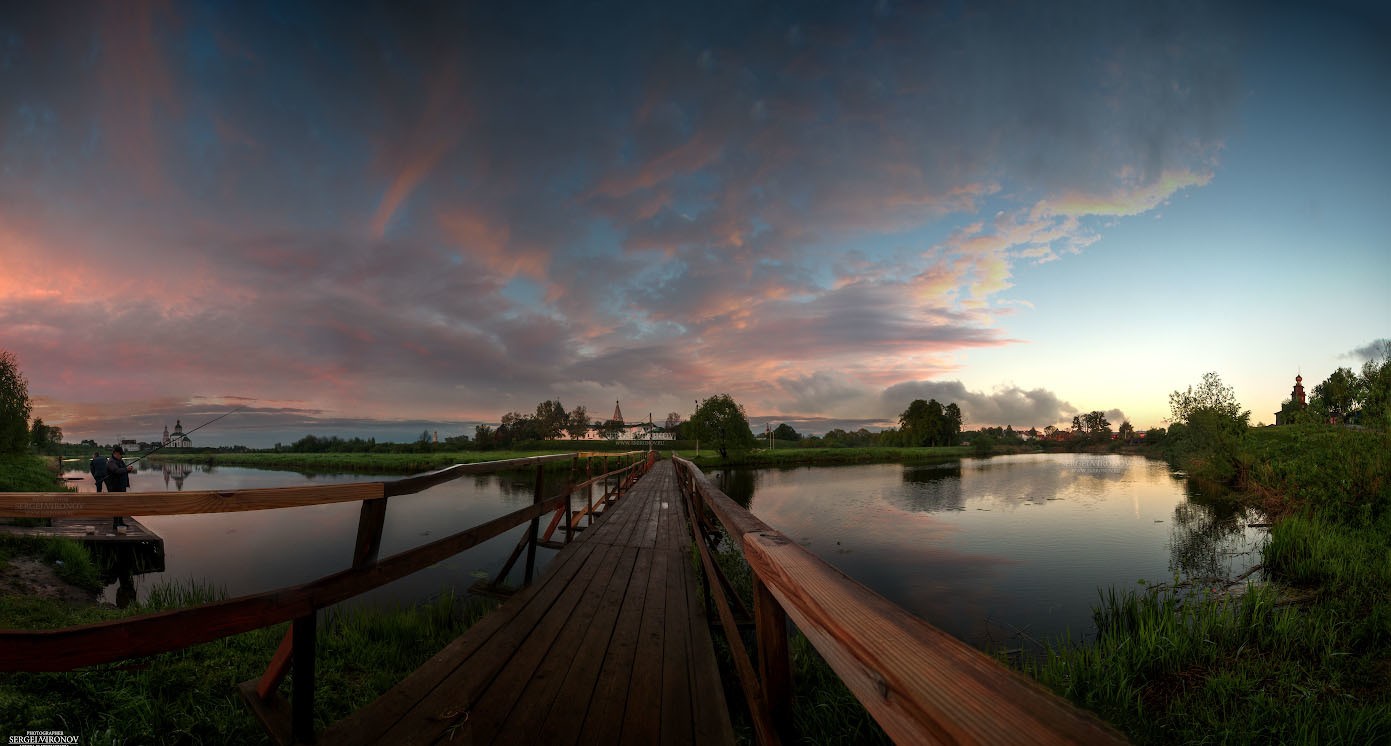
top-left (0, 453), bottom-right (1124, 745)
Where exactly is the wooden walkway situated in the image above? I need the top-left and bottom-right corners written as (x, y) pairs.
top-left (321, 459), bottom-right (734, 746)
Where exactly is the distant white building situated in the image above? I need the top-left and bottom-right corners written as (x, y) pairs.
top-left (162, 420), bottom-right (192, 448)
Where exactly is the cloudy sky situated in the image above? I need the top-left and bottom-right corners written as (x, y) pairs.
top-left (3, 1), bottom-right (1388, 447)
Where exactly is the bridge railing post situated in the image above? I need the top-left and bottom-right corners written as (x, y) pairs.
top-left (291, 610), bottom-right (317, 744)
top-left (525, 462), bottom-right (543, 585)
top-left (585, 457), bottom-right (594, 526)
top-left (754, 574), bottom-right (792, 738)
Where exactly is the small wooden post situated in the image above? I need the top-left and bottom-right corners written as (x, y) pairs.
top-left (524, 462), bottom-right (543, 585)
top-left (754, 575), bottom-right (792, 737)
top-left (351, 497), bottom-right (389, 568)
top-left (565, 456), bottom-right (578, 544)
top-left (585, 457), bottom-right (594, 526)
top-left (292, 611), bottom-right (317, 744)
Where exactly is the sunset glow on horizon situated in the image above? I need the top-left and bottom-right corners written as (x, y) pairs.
top-left (3, 1), bottom-right (1388, 447)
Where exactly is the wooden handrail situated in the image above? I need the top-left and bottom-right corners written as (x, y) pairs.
top-left (0, 453), bottom-right (607, 518)
top-left (0, 453), bottom-right (650, 672)
top-left (0, 494), bottom-right (567, 671)
top-left (672, 457), bottom-right (1126, 745)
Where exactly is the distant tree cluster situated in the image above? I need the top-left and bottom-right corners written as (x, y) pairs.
top-left (1305, 343), bottom-right (1391, 428)
top-left (474, 400), bottom-right (596, 448)
top-left (890, 398), bottom-right (963, 447)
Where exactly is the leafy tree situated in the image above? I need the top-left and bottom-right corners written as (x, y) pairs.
top-left (1081, 411), bottom-right (1111, 438)
top-left (944, 403), bottom-right (963, 445)
top-left (1118, 421), bottom-right (1134, 442)
top-left (1167, 372), bottom-right (1250, 481)
top-left (664, 412), bottom-right (683, 431)
top-left (1071, 415), bottom-right (1084, 436)
top-left (691, 394), bottom-right (756, 458)
top-left (1310, 367), bottom-right (1364, 423)
top-left (566, 406), bottom-right (591, 439)
top-left (473, 424), bottom-right (496, 449)
top-left (497, 411), bottom-right (542, 445)
top-left (1169, 371), bottom-right (1244, 424)
top-left (598, 418), bottom-right (625, 440)
top-left (772, 423), bottom-right (801, 441)
top-left (1359, 345), bottom-right (1391, 429)
top-left (0, 351), bottom-right (31, 454)
top-left (898, 398), bottom-right (962, 447)
top-left (1044, 425), bottom-right (1059, 439)
top-left (534, 399), bottom-right (568, 440)
top-left (1144, 427), bottom-right (1166, 444)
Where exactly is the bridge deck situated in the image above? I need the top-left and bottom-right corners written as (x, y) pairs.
top-left (322, 460), bottom-right (734, 745)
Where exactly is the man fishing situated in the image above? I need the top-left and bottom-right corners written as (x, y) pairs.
top-left (105, 445), bottom-right (135, 531)
top-left (89, 450), bottom-right (107, 493)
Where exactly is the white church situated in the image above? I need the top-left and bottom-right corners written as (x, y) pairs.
top-left (162, 420), bottom-right (192, 448)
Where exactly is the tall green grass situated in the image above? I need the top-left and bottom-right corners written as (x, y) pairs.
top-left (0, 454), bottom-right (63, 491)
top-left (1034, 425), bottom-right (1391, 743)
top-left (0, 535), bottom-right (104, 594)
top-left (0, 583), bottom-right (497, 744)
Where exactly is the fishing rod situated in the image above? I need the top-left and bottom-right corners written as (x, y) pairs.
top-left (126, 406), bottom-right (244, 466)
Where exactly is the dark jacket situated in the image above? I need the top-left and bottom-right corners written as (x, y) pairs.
top-left (105, 456), bottom-right (132, 492)
top-left (89, 455), bottom-right (108, 480)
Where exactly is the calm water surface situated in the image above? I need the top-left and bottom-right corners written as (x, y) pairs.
top-left (707, 453), bottom-right (1266, 652)
top-left (61, 453), bottom-right (1264, 652)
top-left (60, 461), bottom-right (577, 608)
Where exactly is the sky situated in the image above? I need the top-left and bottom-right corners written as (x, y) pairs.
top-left (2, 1), bottom-right (1388, 447)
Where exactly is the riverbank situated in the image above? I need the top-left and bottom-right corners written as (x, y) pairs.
top-left (0, 454), bottom-right (64, 491)
top-left (1030, 424), bottom-right (1390, 743)
top-left (152, 445), bottom-right (976, 475)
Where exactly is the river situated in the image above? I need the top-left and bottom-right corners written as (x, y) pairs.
top-left (60, 452), bottom-right (1264, 651)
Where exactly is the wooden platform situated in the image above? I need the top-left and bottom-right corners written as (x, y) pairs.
top-left (320, 460), bottom-right (734, 746)
top-left (0, 517), bottom-right (162, 545)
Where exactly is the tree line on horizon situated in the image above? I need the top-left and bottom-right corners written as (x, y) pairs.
top-left (3, 343), bottom-right (1387, 458)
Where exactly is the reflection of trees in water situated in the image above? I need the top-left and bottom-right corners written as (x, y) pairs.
top-left (893, 463), bottom-right (966, 511)
top-left (710, 468), bottom-right (757, 510)
top-left (1167, 482), bottom-right (1262, 583)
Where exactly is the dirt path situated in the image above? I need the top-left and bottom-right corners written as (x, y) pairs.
top-left (0, 557), bottom-right (99, 604)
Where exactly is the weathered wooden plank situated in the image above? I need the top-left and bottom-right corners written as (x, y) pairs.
top-left (577, 542), bottom-right (655, 745)
top-left (373, 540), bottom-right (606, 745)
top-left (681, 539), bottom-right (736, 745)
top-left (321, 541), bottom-right (599, 746)
top-left (660, 546), bottom-right (695, 746)
top-left (618, 546), bottom-right (669, 746)
top-left (482, 540), bottom-right (632, 744)
top-left (0, 494), bottom-right (566, 672)
top-left (743, 533), bottom-right (1127, 745)
top-left (532, 545), bottom-right (641, 746)
top-left (0, 517), bottom-right (162, 543)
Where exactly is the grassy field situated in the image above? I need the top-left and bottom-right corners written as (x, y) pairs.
top-left (0, 454), bottom-right (63, 491)
top-left (1031, 424), bottom-right (1391, 743)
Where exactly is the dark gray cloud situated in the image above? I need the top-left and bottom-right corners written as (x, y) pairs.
top-left (1343, 338), bottom-right (1390, 364)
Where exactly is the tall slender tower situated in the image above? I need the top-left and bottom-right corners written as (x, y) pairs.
top-left (1291, 375), bottom-right (1306, 406)
top-left (611, 400), bottom-right (624, 424)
